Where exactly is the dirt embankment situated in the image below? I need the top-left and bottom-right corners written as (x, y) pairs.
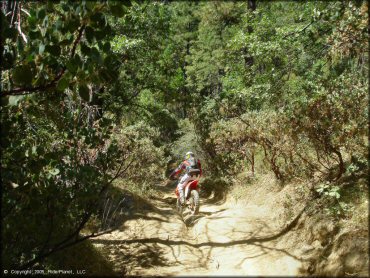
top-left (91, 175), bottom-right (368, 276)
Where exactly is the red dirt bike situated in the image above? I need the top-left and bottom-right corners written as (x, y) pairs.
top-left (174, 169), bottom-right (201, 216)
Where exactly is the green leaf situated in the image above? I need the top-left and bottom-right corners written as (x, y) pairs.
top-left (94, 30), bottom-right (106, 40)
top-left (90, 12), bottom-right (105, 26)
top-left (99, 69), bottom-right (113, 82)
top-left (57, 77), bottom-right (69, 92)
top-left (109, 4), bottom-right (125, 17)
top-left (66, 17), bottom-right (79, 32)
top-left (90, 47), bottom-right (101, 63)
top-left (80, 43), bottom-right (91, 55)
top-left (55, 19), bottom-right (63, 31)
top-left (45, 45), bottom-right (61, 56)
top-left (32, 146), bottom-right (37, 155)
top-left (39, 43), bottom-right (45, 55)
top-left (2, 51), bottom-right (15, 70)
top-left (102, 42), bottom-right (111, 53)
top-left (37, 8), bottom-right (46, 20)
top-left (49, 168), bottom-right (60, 176)
top-left (8, 96), bottom-right (24, 106)
top-left (29, 30), bottom-right (41, 40)
top-left (16, 37), bottom-right (24, 52)
top-left (26, 54), bottom-right (35, 63)
top-left (3, 27), bottom-right (17, 39)
top-left (40, 26), bottom-right (47, 37)
top-left (61, 3), bottom-right (69, 12)
top-left (85, 26), bottom-right (95, 43)
top-left (13, 65), bottom-right (33, 86)
top-left (28, 16), bottom-right (38, 29)
top-left (66, 55), bottom-right (81, 74)
top-left (42, 15), bottom-right (49, 28)
top-left (1, 97), bottom-right (9, 106)
top-left (79, 84), bottom-right (90, 101)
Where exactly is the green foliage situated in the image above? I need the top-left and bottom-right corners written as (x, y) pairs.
top-left (1, 0), bottom-right (129, 269)
top-left (1, 0), bottom-right (368, 271)
top-left (316, 183), bottom-right (341, 199)
top-left (1, 94), bottom-right (121, 268)
top-left (1, 0), bottom-right (123, 96)
top-left (188, 1), bottom-right (368, 183)
top-left (315, 181), bottom-right (357, 218)
top-left (112, 121), bottom-right (166, 193)
top-left (170, 119), bottom-right (203, 161)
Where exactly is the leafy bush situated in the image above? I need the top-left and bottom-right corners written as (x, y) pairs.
top-left (1, 95), bottom-right (121, 269)
top-left (1, 1), bottom-right (127, 269)
top-left (113, 121), bottom-right (166, 191)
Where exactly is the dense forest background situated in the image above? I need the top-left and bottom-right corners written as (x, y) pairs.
top-left (1, 0), bottom-right (368, 273)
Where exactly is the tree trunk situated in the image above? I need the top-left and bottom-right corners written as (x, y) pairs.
top-left (251, 151), bottom-right (255, 176)
top-left (243, 0), bottom-right (257, 67)
top-left (333, 148), bottom-right (344, 181)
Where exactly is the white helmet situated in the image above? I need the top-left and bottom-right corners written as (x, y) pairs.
top-left (185, 151), bottom-right (194, 160)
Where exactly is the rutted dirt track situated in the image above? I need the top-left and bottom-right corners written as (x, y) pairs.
top-left (91, 184), bottom-right (309, 276)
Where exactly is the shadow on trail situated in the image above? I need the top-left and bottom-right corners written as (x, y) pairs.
top-left (122, 214), bottom-right (170, 224)
top-left (150, 183), bottom-right (229, 227)
top-left (93, 186), bottom-right (183, 274)
top-left (92, 205), bottom-right (308, 268)
top-left (94, 208), bottom-right (304, 248)
top-left (95, 186), bottom-right (162, 232)
top-left (93, 181), bottom-right (311, 275)
top-left (200, 209), bottom-right (227, 216)
top-left (182, 209), bottom-right (228, 227)
top-left (150, 195), bottom-right (177, 206)
top-left (99, 241), bottom-right (171, 275)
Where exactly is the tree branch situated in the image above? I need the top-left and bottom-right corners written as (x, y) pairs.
top-left (16, 3), bottom-right (27, 43)
top-left (1, 24), bottom-right (86, 97)
top-left (283, 21), bottom-right (313, 39)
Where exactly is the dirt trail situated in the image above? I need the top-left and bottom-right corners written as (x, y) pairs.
top-left (92, 184), bottom-right (308, 276)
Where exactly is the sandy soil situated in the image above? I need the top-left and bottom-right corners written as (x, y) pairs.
top-left (91, 183), bottom-right (309, 276)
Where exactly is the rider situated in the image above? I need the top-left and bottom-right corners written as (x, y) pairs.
top-left (169, 151), bottom-right (202, 206)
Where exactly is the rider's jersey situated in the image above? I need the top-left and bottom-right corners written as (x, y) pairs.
top-left (171, 158), bottom-right (202, 177)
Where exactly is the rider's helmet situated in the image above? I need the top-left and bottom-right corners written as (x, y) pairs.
top-left (185, 151), bottom-right (194, 160)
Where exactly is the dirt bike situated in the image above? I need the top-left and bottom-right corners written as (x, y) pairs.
top-left (174, 169), bottom-right (201, 216)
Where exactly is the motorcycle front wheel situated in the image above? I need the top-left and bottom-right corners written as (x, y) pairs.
top-left (189, 190), bottom-right (200, 215)
top-left (176, 198), bottom-right (183, 214)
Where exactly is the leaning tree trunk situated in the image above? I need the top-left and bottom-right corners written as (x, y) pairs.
top-left (332, 148), bottom-right (344, 181)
